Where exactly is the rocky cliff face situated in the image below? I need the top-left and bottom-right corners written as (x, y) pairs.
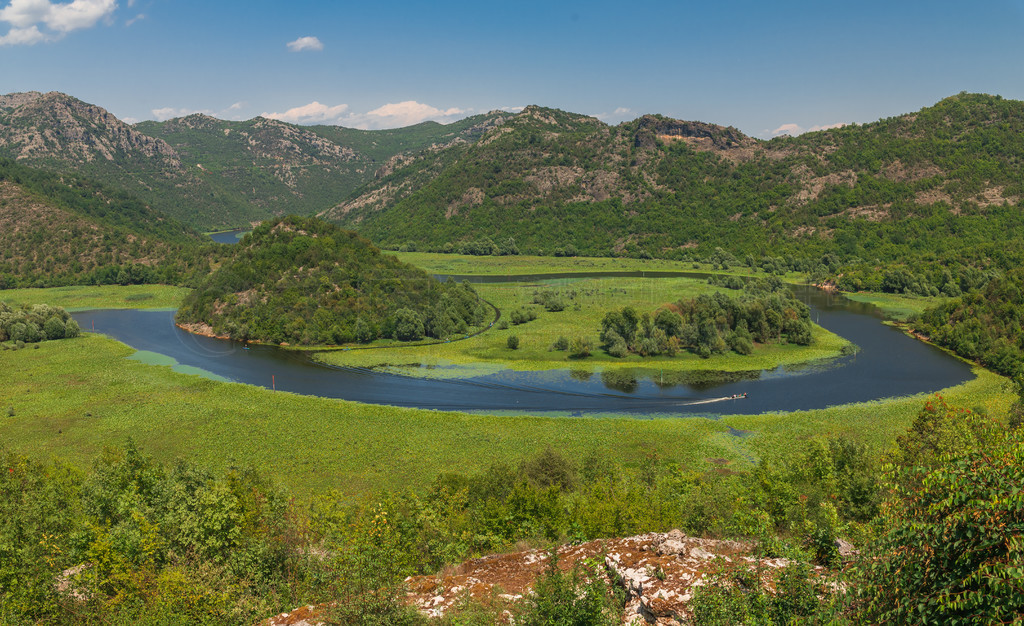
top-left (633, 114), bottom-right (756, 153)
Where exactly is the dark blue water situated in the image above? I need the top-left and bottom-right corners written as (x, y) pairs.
top-left (209, 229), bottom-right (249, 244)
top-left (72, 283), bottom-right (972, 416)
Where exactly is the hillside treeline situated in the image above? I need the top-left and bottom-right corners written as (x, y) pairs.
top-left (2, 396), bottom-right (1021, 623)
top-left (333, 95), bottom-right (1024, 297)
top-left (914, 267), bottom-right (1024, 378)
top-left (176, 216), bottom-right (490, 345)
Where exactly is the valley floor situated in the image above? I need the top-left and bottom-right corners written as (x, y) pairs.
top-left (0, 258), bottom-right (998, 499)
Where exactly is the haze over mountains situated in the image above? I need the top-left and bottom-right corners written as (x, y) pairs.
top-left (2, 90), bottom-right (1023, 265)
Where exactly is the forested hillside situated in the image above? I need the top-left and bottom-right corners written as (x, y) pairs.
top-left (328, 94), bottom-right (1024, 294)
top-left (0, 159), bottom-right (214, 288)
top-left (175, 216), bottom-right (490, 345)
top-left (914, 267), bottom-right (1024, 378)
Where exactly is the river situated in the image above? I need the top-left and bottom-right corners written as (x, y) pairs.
top-left (71, 275), bottom-right (973, 417)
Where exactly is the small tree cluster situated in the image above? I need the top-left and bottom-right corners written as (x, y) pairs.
top-left (532, 289), bottom-right (569, 312)
top-left (600, 279), bottom-right (812, 359)
top-left (0, 302), bottom-right (80, 344)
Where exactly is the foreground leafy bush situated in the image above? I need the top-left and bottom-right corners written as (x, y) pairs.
top-left (518, 552), bottom-right (622, 626)
top-left (689, 561), bottom-right (838, 625)
top-left (857, 425), bottom-right (1024, 623)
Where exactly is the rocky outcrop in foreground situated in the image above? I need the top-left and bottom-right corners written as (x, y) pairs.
top-left (263, 530), bottom-right (835, 625)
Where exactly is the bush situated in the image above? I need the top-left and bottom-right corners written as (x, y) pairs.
top-left (857, 427), bottom-right (1024, 623)
top-left (517, 552), bottom-right (621, 626)
top-left (550, 336), bottom-right (569, 351)
top-left (522, 447), bottom-right (576, 491)
top-left (392, 308), bottom-right (424, 341)
top-left (568, 337), bottom-right (592, 359)
top-left (507, 335), bottom-right (520, 350)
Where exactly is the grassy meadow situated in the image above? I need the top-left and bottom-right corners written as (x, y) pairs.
top-left (0, 331), bottom-right (1011, 500)
top-left (314, 275), bottom-right (850, 378)
top-left (393, 250), bottom-right (804, 281)
top-left (0, 284), bottom-right (190, 310)
top-left (0, 259), bottom-right (1010, 501)
top-left (842, 291), bottom-right (947, 321)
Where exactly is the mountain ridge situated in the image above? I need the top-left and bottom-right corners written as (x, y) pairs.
top-left (322, 93), bottom-right (1024, 274)
top-left (0, 91), bottom-right (512, 230)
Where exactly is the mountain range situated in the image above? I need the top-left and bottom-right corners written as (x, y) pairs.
top-left (2, 91), bottom-right (1023, 271)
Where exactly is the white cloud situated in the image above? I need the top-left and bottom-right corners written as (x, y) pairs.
top-left (354, 101), bottom-right (466, 128)
top-left (261, 101), bottom-right (349, 124)
top-left (808, 122), bottom-right (846, 132)
top-left (149, 102), bottom-right (253, 122)
top-left (770, 123), bottom-right (802, 136)
top-left (499, 105), bottom-right (525, 113)
top-left (151, 106), bottom-right (213, 121)
top-left (0, 0), bottom-right (51, 28)
top-left (770, 121), bottom-right (847, 137)
top-left (0, 23), bottom-right (45, 44)
top-left (593, 107), bottom-right (634, 123)
top-left (125, 12), bottom-right (142, 26)
top-left (0, 0), bottom-right (117, 45)
top-left (286, 35), bottom-right (322, 52)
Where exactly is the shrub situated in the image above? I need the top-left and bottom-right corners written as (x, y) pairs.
top-left (857, 428), bottom-right (1024, 623)
top-left (516, 552), bottom-right (621, 626)
top-left (507, 335), bottom-right (520, 350)
top-left (522, 447), bottom-right (576, 491)
top-left (550, 336), bottom-right (569, 351)
top-left (568, 337), bottom-right (592, 359)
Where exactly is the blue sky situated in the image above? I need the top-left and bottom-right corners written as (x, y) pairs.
top-left (3, 0), bottom-right (1023, 137)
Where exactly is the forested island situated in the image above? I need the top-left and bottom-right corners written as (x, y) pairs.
top-left (175, 216), bottom-right (490, 345)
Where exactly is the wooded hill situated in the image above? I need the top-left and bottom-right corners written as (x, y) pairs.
top-left (175, 216), bottom-right (490, 345)
top-left (0, 158), bottom-right (215, 288)
top-left (0, 91), bottom-right (511, 230)
top-left (326, 94), bottom-right (1024, 284)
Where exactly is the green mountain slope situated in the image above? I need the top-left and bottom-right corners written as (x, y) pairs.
top-left (175, 216), bottom-right (489, 345)
top-left (0, 158), bottom-right (213, 288)
top-left (325, 95), bottom-right (1024, 278)
top-left (0, 91), bottom-right (510, 230)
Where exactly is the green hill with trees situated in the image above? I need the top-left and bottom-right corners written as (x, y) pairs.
top-left (0, 158), bottom-right (214, 288)
top-left (175, 216), bottom-right (490, 345)
top-left (914, 267), bottom-right (1024, 379)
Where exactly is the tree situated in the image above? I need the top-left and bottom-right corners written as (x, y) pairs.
top-left (392, 309), bottom-right (424, 341)
top-left (42, 316), bottom-right (66, 340)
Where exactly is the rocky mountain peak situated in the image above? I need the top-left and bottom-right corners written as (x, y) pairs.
top-left (0, 91), bottom-right (44, 110)
top-left (0, 90), bottom-right (179, 164)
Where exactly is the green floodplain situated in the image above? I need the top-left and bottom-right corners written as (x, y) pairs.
top-left (0, 255), bottom-right (1014, 500)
